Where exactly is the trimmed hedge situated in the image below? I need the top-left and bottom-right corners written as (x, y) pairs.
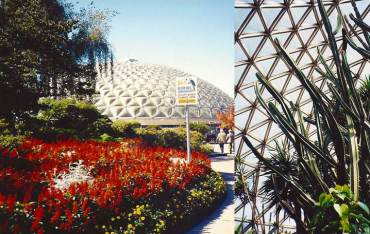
top-left (134, 127), bottom-right (206, 152)
top-left (189, 122), bottom-right (210, 135)
top-left (111, 120), bottom-right (141, 137)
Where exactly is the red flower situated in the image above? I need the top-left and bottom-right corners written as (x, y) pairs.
top-left (31, 207), bottom-right (44, 231)
top-left (2, 137), bottom-right (211, 232)
top-left (72, 201), bottom-right (78, 215)
top-left (6, 195), bottom-right (16, 212)
top-left (65, 208), bottom-right (73, 229)
top-left (36, 227), bottom-right (44, 234)
top-left (50, 204), bottom-right (61, 224)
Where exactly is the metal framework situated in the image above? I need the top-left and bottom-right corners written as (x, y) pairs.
top-left (234, 0), bottom-right (370, 232)
top-left (94, 60), bottom-right (232, 125)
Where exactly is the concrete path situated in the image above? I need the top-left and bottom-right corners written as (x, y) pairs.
top-left (186, 144), bottom-right (234, 234)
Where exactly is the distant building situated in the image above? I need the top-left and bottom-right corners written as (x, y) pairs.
top-left (94, 59), bottom-right (232, 126)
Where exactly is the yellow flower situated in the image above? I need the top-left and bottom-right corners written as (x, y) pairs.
top-left (111, 217), bottom-right (115, 221)
top-left (102, 225), bottom-right (106, 229)
top-left (140, 216), bottom-right (145, 221)
top-left (128, 224), bottom-right (133, 229)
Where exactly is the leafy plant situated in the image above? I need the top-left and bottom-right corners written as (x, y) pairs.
top-left (34, 98), bottom-right (113, 140)
top-left (241, 0), bottom-right (370, 232)
top-left (111, 120), bottom-right (141, 137)
top-left (0, 119), bottom-right (23, 149)
top-left (190, 122), bottom-right (210, 135)
top-left (134, 127), bottom-right (207, 153)
top-left (311, 185), bottom-right (370, 233)
top-left (359, 75), bottom-right (370, 111)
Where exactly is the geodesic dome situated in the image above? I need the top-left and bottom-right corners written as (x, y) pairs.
top-left (235, 0), bottom-right (370, 232)
top-left (94, 59), bottom-right (232, 125)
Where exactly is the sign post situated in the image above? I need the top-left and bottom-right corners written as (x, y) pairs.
top-left (176, 77), bottom-right (198, 163)
top-left (185, 105), bottom-right (191, 163)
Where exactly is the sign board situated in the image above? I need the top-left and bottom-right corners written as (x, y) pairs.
top-left (176, 77), bottom-right (198, 106)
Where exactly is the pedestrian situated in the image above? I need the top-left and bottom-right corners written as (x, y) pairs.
top-left (216, 129), bottom-right (227, 154)
top-left (226, 130), bottom-right (234, 154)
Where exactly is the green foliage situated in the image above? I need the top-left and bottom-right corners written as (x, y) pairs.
top-left (311, 185), bottom-right (370, 233)
top-left (158, 128), bottom-right (186, 149)
top-left (0, 0), bottom-right (114, 119)
top-left (198, 144), bottom-right (214, 155)
top-left (99, 133), bottom-right (115, 142)
top-left (111, 120), bottom-right (141, 137)
top-left (239, 0), bottom-right (370, 232)
top-left (93, 170), bottom-right (225, 233)
top-left (34, 98), bottom-right (113, 140)
top-left (0, 119), bottom-right (23, 149)
top-left (134, 127), bottom-right (207, 153)
top-left (190, 122), bottom-right (210, 135)
top-left (190, 130), bottom-right (206, 151)
top-left (359, 75), bottom-right (370, 111)
top-left (134, 127), bottom-right (159, 145)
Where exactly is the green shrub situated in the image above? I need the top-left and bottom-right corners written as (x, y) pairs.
top-left (311, 185), bottom-right (370, 233)
top-left (111, 120), bottom-right (141, 137)
top-left (190, 130), bottom-right (206, 150)
top-left (198, 144), bottom-right (214, 154)
top-left (0, 119), bottom-right (23, 149)
top-left (135, 127), bottom-right (159, 145)
top-left (135, 127), bottom-right (206, 151)
top-left (146, 125), bottom-right (162, 130)
top-left (190, 122), bottom-right (210, 135)
top-left (158, 128), bottom-right (185, 149)
top-left (34, 98), bottom-right (113, 140)
top-left (99, 133), bottom-right (115, 142)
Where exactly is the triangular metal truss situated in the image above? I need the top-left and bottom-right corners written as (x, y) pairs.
top-left (234, 0), bottom-right (370, 232)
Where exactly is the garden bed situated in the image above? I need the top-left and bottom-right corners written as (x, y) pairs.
top-left (0, 138), bottom-right (225, 234)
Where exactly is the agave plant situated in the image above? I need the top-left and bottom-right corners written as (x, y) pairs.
top-left (242, 0), bottom-right (370, 232)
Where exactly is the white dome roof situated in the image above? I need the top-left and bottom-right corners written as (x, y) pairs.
top-left (94, 60), bottom-right (232, 124)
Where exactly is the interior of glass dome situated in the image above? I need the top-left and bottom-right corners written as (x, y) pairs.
top-left (234, 0), bottom-right (370, 232)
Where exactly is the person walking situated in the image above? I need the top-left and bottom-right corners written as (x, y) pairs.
top-left (216, 129), bottom-right (227, 154)
top-left (226, 130), bottom-right (234, 154)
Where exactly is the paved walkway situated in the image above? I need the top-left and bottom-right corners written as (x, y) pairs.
top-left (186, 144), bottom-right (234, 234)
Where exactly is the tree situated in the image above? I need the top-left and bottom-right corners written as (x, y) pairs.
top-left (216, 105), bottom-right (234, 129)
top-left (0, 0), bottom-right (114, 120)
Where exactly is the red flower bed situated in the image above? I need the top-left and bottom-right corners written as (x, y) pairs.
top-left (0, 138), bottom-right (211, 233)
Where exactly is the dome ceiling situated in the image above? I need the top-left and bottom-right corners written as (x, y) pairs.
top-left (94, 60), bottom-right (232, 124)
top-left (234, 0), bottom-right (370, 232)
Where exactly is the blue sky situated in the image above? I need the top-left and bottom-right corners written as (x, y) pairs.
top-left (72, 0), bottom-right (234, 96)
